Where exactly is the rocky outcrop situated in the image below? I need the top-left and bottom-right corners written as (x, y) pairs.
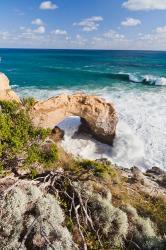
top-left (0, 73), bottom-right (20, 102)
top-left (51, 126), bottom-right (65, 142)
top-left (0, 73), bottom-right (118, 145)
top-left (31, 93), bottom-right (118, 145)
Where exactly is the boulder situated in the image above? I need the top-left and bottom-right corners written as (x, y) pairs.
top-left (31, 93), bottom-right (118, 145)
top-left (0, 72), bottom-right (20, 102)
top-left (51, 126), bottom-right (65, 142)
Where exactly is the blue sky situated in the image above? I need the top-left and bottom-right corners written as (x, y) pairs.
top-left (0, 0), bottom-right (166, 50)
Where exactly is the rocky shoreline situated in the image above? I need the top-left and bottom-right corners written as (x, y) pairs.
top-left (0, 73), bottom-right (166, 249)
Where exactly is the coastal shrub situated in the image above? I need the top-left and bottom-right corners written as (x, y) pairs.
top-left (26, 143), bottom-right (58, 168)
top-left (59, 180), bottom-right (129, 250)
top-left (0, 100), bottom-right (57, 175)
top-left (0, 100), bottom-right (19, 113)
top-left (123, 205), bottom-right (166, 250)
top-left (26, 144), bottom-right (41, 165)
top-left (30, 167), bottom-right (39, 179)
top-left (79, 159), bottom-right (116, 178)
top-left (22, 96), bottom-right (36, 110)
top-left (135, 195), bottom-right (166, 236)
top-left (41, 143), bottom-right (58, 166)
top-left (89, 193), bottom-right (128, 248)
top-left (0, 184), bottom-right (74, 249)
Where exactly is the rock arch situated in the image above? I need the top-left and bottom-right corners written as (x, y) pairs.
top-left (31, 93), bottom-right (118, 145)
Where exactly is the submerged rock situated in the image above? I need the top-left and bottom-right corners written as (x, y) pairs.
top-left (31, 93), bottom-right (118, 145)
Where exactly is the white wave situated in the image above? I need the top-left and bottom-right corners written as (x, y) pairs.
top-left (11, 84), bottom-right (19, 88)
top-left (58, 117), bottom-right (146, 169)
top-left (144, 75), bottom-right (166, 86)
top-left (119, 71), bottom-right (166, 86)
top-left (128, 73), bottom-right (142, 83)
top-left (15, 87), bottom-right (74, 100)
top-left (16, 84), bottom-right (166, 171)
top-left (128, 73), bottom-right (166, 86)
top-left (155, 77), bottom-right (166, 86)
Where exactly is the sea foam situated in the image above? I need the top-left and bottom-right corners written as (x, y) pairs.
top-left (16, 85), bottom-right (166, 170)
top-left (128, 73), bottom-right (166, 86)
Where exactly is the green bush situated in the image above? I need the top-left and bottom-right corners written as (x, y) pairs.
top-left (79, 160), bottom-right (116, 178)
top-left (0, 100), bottom-right (57, 175)
top-left (22, 97), bottom-right (36, 110)
top-left (41, 143), bottom-right (58, 166)
top-left (26, 143), bottom-right (58, 168)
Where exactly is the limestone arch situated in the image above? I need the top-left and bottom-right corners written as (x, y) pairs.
top-left (31, 93), bottom-right (118, 145)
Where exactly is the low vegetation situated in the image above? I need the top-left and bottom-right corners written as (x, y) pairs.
top-left (0, 99), bottom-right (57, 177)
top-left (0, 100), bottom-right (166, 250)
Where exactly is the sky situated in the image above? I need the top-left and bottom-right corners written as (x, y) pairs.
top-left (0, 0), bottom-right (166, 50)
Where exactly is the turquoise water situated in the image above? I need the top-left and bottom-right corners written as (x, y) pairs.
top-left (0, 49), bottom-right (166, 170)
top-left (0, 49), bottom-right (166, 90)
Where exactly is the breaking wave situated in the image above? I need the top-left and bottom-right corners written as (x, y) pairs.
top-left (86, 71), bottom-right (166, 86)
top-left (43, 66), bottom-right (166, 86)
top-left (128, 74), bottom-right (166, 86)
top-left (111, 72), bottom-right (166, 86)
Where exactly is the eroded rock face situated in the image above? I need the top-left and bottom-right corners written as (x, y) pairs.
top-left (31, 93), bottom-right (118, 145)
top-left (0, 72), bottom-right (20, 102)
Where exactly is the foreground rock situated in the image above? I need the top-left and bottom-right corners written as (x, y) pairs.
top-left (51, 126), bottom-right (65, 142)
top-left (0, 73), bottom-right (20, 102)
top-left (31, 93), bottom-right (118, 145)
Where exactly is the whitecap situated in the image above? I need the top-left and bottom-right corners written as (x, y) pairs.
top-left (15, 83), bottom-right (166, 171)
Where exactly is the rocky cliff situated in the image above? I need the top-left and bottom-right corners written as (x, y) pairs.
top-left (0, 73), bottom-right (20, 102)
top-left (0, 74), bottom-right (166, 250)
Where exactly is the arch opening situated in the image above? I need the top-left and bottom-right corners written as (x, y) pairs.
top-left (31, 93), bottom-right (118, 145)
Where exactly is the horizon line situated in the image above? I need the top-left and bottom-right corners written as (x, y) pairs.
top-left (0, 48), bottom-right (166, 53)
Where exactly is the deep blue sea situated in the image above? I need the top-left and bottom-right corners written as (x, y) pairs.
top-left (0, 49), bottom-right (166, 170)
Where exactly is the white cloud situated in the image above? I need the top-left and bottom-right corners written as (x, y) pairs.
top-left (75, 35), bottom-right (87, 45)
top-left (141, 26), bottom-right (166, 40)
top-left (123, 0), bottom-right (166, 11)
top-left (73, 16), bottom-right (103, 32)
top-left (51, 29), bottom-right (67, 36)
top-left (156, 26), bottom-right (166, 33)
top-left (32, 18), bottom-right (44, 26)
top-left (0, 32), bottom-right (10, 40)
top-left (121, 17), bottom-right (141, 26)
top-left (103, 30), bottom-right (125, 39)
top-left (133, 25), bottom-right (166, 50)
top-left (34, 26), bottom-right (46, 34)
top-left (40, 1), bottom-right (58, 10)
top-left (20, 26), bottom-right (46, 38)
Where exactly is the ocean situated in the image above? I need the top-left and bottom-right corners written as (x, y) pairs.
top-left (0, 49), bottom-right (166, 170)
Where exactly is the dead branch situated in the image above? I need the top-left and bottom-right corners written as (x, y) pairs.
top-left (18, 217), bottom-right (38, 249)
